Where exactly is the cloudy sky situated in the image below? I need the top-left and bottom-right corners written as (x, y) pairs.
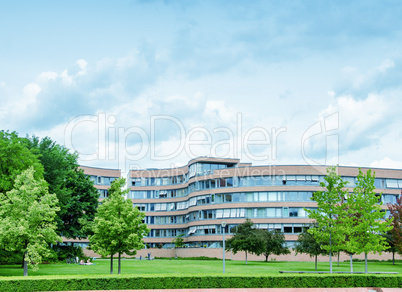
top-left (1, 0), bottom-right (402, 173)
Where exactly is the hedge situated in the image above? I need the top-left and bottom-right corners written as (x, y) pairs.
top-left (0, 274), bottom-right (400, 292)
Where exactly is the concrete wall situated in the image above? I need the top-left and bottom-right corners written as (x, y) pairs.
top-left (84, 247), bottom-right (402, 262)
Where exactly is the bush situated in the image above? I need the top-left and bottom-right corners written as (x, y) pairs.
top-left (51, 245), bottom-right (87, 262)
top-left (0, 274), bottom-right (401, 292)
top-left (0, 250), bottom-right (23, 265)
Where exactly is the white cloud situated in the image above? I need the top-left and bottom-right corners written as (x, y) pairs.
top-left (370, 157), bottom-right (402, 169)
top-left (377, 59), bottom-right (395, 73)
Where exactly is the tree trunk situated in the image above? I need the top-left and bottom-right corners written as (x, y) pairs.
top-left (337, 252), bottom-right (340, 267)
top-left (329, 251), bottom-right (332, 274)
top-left (393, 251), bottom-right (395, 265)
top-left (118, 252), bottom-right (121, 275)
top-left (265, 254), bottom-right (268, 262)
top-left (245, 252), bottom-right (248, 265)
top-left (23, 251), bottom-right (28, 277)
top-left (110, 254), bottom-right (113, 275)
top-left (21, 251), bottom-right (24, 268)
top-left (315, 255), bottom-right (318, 271)
top-left (364, 253), bottom-right (368, 274)
top-left (350, 254), bottom-right (353, 273)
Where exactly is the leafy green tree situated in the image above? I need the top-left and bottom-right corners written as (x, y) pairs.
top-left (225, 219), bottom-right (264, 265)
top-left (0, 167), bottom-right (61, 276)
top-left (256, 229), bottom-right (290, 262)
top-left (0, 131), bottom-right (43, 194)
top-left (89, 178), bottom-right (150, 274)
top-left (342, 169), bottom-right (392, 273)
top-left (173, 234), bottom-right (185, 248)
top-left (306, 166), bottom-right (348, 273)
top-left (24, 136), bottom-right (99, 239)
top-left (294, 225), bottom-right (327, 270)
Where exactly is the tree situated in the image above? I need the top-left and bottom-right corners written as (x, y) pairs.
top-left (387, 195), bottom-right (402, 256)
top-left (0, 131), bottom-right (43, 195)
top-left (256, 229), bottom-right (290, 262)
top-left (294, 225), bottom-right (327, 270)
top-left (384, 230), bottom-right (398, 265)
top-left (306, 166), bottom-right (348, 273)
top-left (225, 219), bottom-right (264, 265)
top-left (89, 178), bottom-right (149, 274)
top-left (24, 136), bottom-right (99, 239)
top-left (173, 234), bottom-right (185, 248)
top-left (0, 167), bottom-right (61, 276)
top-left (342, 169), bottom-right (392, 273)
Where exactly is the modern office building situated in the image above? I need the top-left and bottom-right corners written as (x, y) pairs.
top-left (127, 157), bottom-right (401, 251)
top-left (80, 165), bottom-right (121, 200)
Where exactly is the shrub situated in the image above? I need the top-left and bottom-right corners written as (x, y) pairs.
top-left (0, 250), bottom-right (23, 265)
top-left (51, 245), bottom-right (87, 262)
top-left (0, 274), bottom-right (401, 292)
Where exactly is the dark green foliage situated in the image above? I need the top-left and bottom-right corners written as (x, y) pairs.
top-left (173, 234), bottom-right (185, 248)
top-left (51, 245), bottom-right (87, 262)
top-left (0, 131), bottom-right (44, 194)
top-left (256, 229), bottom-right (290, 262)
top-left (0, 250), bottom-right (23, 265)
top-left (226, 219), bottom-right (264, 264)
top-left (0, 274), bottom-right (401, 292)
top-left (24, 136), bottom-right (99, 239)
top-left (295, 225), bottom-right (327, 270)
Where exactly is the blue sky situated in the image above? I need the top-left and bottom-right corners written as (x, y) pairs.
top-left (1, 0), bottom-right (402, 172)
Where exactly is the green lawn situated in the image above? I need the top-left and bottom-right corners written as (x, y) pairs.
top-left (0, 259), bottom-right (401, 278)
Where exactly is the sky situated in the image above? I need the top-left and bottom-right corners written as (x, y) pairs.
top-left (1, 0), bottom-right (402, 174)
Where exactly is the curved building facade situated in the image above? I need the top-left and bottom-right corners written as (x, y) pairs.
top-left (128, 157), bottom-right (402, 250)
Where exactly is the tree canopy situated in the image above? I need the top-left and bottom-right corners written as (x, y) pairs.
top-left (387, 195), bottom-right (402, 256)
top-left (342, 169), bottom-right (391, 273)
top-left (89, 178), bottom-right (149, 274)
top-left (306, 165), bottom-right (348, 273)
top-left (0, 167), bottom-right (61, 276)
top-left (256, 229), bottom-right (290, 262)
top-left (24, 136), bottom-right (99, 239)
top-left (0, 131), bottom-right (43, 194)
top-left (295, 225), bottom-right (327, 270)
top-left (225, 219), bottom-right (263, 265)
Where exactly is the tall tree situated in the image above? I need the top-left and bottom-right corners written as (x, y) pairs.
top-left (256, 229), bottom-right (290, 262)
top-left (225, 219), bottom-right (264, 265)
top-left (89, 178), bottom-right (149, 274)
top-left (294, 225), bottom-right (327, 271)
top-left (387, 195), bottom-right (402, 257)
top-left (384, 230), bottom-right (398, 265)
top-left (24, 136), bottom-right (99, 239)
top-left (0, 167), bottom-right (61, 276)
top-left (0, 131), bottom-right (43, 194)
top-left (342, 169), bottom-right (392, 273)
top-left (306, 166), bottom-right (348, 273)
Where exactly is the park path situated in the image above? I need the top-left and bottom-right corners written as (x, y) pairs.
top-left (65, 288), bottom-right (401, 292)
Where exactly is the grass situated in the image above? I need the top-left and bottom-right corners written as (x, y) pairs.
top-left (0, 259), bottom-right (401, 278)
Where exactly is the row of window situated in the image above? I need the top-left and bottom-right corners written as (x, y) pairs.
top-left (131, 174), bottom-right (186, 187)
top-left (188, 162), bottom-right (231, 178)
top-left (128, 188), bottom-right (188, 199)
top-left (132, 192), bottom-right (398, 212)
top-left (147, 223), bottom-right (310, 238)
top-left (143, 207), bottom-right (314, 226)
top-left (89, 176), bottom-right (118, 186)
top-left (130, 171), bottom-right (402, 191)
